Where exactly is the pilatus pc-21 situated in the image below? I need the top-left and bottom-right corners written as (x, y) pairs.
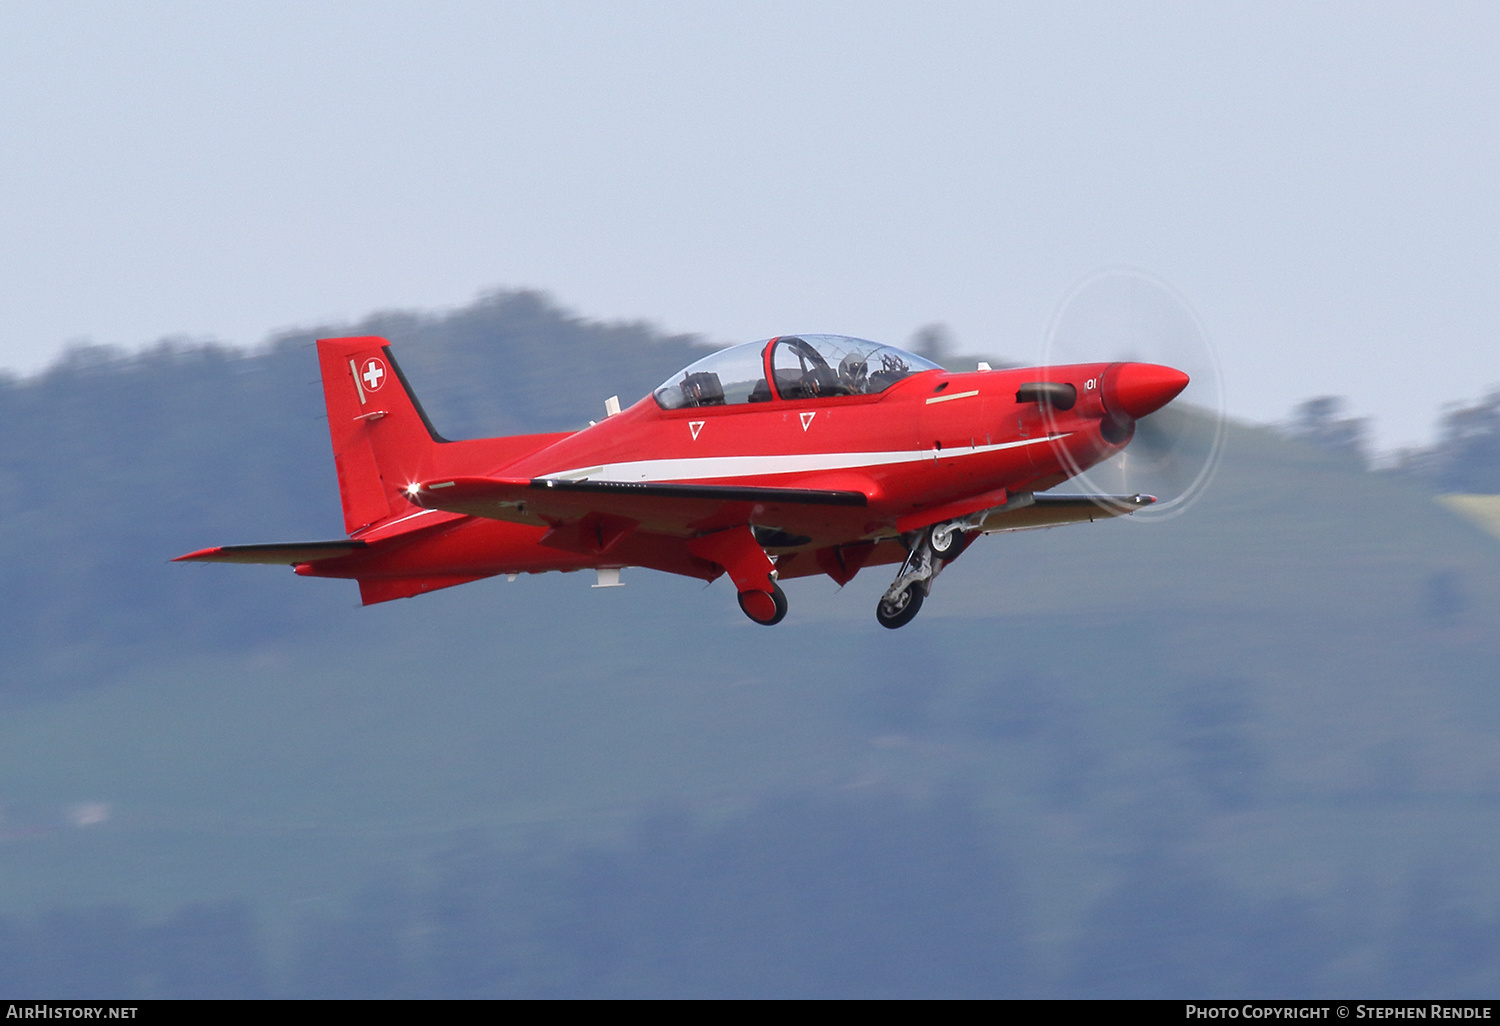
top-left (177, 332), bottom-right (1190, 628)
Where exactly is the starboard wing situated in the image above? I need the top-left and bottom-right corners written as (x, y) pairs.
top-left (980, 493), bottom-right (1155, 533)
top-left (407, 475), bottom-right (869, 537)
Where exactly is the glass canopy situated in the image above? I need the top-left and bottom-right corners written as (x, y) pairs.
top-left (653, 335), bottom-right (941, 410)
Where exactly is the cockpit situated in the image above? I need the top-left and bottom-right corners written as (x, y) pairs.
top-left (653, 334), bottom-right (943, 410)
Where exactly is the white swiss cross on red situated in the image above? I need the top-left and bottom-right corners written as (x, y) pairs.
top-left (361, 357), bottom-right (388, 392)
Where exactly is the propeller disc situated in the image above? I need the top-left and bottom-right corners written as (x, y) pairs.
top-left (1039, 268), bottom-right (1226, 521)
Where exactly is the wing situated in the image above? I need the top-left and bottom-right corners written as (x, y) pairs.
top-left (174, 541), bottom-right (368, 564)
top-left (980, 493), bottom-right (1154, 533)
top-left (407, 475), bottom-right (869, 538)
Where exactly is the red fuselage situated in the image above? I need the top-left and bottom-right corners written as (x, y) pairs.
top-left (304, 362), bottom-right (1136, 587)
top-left (179, 333), bottom-right (1188, 623)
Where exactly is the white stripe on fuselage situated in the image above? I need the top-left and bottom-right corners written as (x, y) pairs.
top-left (539, 434), bottom-right (1069, 484)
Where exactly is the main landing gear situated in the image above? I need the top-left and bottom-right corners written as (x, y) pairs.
top-left (686, 525), bottom-right (790, 628)
top-left (876, 521), bottom-right (976, 629)
top-left (737, 581), bottom-right (788, 625)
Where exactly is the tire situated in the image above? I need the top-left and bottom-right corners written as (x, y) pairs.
top-left (737, 582), bottom-right (788, 625)
top-left (876, 584), bottom-right (924, 629)
top-left (929, 525), bottom-right (963, 559)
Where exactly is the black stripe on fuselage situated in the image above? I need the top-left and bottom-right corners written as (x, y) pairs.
top-left (531, 478), bottom-right (868, 506)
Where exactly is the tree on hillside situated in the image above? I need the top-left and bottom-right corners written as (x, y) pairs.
top-left (0, 290), bottom-right (711, 697)
top-left (1432, 390), bottom-right (1500, 493)
top-left (1286, 396), bottom-right (1369, 466)
top-left (1387, 388), bottom-right (1500, 493)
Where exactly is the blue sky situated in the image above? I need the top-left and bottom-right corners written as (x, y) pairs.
top-left (1, 1), bottom-right (1496, 449)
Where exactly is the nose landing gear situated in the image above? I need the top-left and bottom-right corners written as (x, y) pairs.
top-left (876, 521), bottom-right (976, 629)
top-left (876, 574), bottom-right (926, 629)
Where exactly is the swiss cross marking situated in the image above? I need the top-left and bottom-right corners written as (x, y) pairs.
top-left (689, 421), bottom-right (705, 440)
top-left (799, 411), bottom-right (816, 432)
top-left (361, 358), bottom-right (388, 392)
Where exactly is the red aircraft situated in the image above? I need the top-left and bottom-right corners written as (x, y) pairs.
top-left (177, 333), bottom-right (1188, 628)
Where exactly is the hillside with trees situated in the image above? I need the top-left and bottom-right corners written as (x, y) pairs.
top-left (1, 291), bottom-right (1499, 996)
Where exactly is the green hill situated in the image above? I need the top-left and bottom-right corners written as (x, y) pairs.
top-left (0, 291), bottom-right (1497, 996)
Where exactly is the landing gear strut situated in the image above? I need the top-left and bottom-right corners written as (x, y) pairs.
top-left (875, 521), bottom-right (975, 629)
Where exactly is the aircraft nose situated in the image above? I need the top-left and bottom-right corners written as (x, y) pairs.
top-left (1103, 363), bottom-right (1190, 419)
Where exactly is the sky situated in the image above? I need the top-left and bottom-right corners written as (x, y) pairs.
top-left (1, 1), bottom-right (1497, 450)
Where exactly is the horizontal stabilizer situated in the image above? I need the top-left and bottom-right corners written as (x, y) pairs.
top-left (174, 541), bottom-right (368, 565)
top-left (981, 494), bottom-right (1155, 533)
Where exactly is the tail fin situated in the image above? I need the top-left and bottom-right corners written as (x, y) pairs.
top-left (316, 337), bottom-right (447, 534)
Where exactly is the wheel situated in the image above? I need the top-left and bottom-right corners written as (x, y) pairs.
top-left (929, 525), bottom-right (965, 559)
top-left (737, 582), bottom-right (788, 625)
top-left (876, 583), bottom-right (924, 629)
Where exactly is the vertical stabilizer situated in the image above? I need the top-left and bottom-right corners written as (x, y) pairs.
top-left (316, 337), bottom-right (446, 534)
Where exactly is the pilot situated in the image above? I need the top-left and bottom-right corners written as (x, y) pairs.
top-left (838, 353), bottom-right (869, 395)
